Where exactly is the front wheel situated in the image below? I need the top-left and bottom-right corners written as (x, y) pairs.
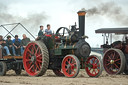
top-left (85, 55), bottom-right (103, 77)
top-left (0, 61), bottom-right (7, 76)
top-left (62, 55), bottom-right (80, 78)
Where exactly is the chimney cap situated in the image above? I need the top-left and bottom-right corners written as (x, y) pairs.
top-left (77, 8), bottom-right (87, 16)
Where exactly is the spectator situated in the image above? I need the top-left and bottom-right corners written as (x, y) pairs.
top-left (6, 35), bottom-right (15, 55)
top-left (38, 25), bottom-right (44, 37)
top-left (45, 24), bottom-right (52, 35)
top-left (21, 34), bottom-right (30, 55)
top-left (0, 35), bottom-right (11, 56)
top-left (12, 35), bottom-right (21, 56)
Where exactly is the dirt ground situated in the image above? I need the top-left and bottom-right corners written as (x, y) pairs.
top-left (0, 70), bottom-right (128, 85)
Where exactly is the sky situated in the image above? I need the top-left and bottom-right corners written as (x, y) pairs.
top-left (0, 0), bottom-right (128, 47)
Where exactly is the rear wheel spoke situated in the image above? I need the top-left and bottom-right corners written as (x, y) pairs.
top-left (35, 62), bottom-right (40, 70)
top-left (37, 59), bottom-right (42, 63)
top-left (25, 59), bottom-right (31, 62)
top-left (37, 54), bottom-right (42, 58)
top-left (35, 47), bottom-right (39, 55)
top-left (29, 64), bottom-right (34, 71)
top-left (114, 63), bottom-right (119, 69)
top-left (108, 56), bottom-right (112, 60)
top-left (114, 59), bottom-right (121, 62)
top-left (106, 63), bottom-right (111, 66)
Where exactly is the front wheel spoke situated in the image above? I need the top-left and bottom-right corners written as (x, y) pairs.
top-left (92, 58), bottom-right (96, 64)
top-left (74, 65), bottom-right (77, 69)
top-left (68, 58), bottom-right (71, 64)
top-left (71, 69), bottom-right (75, 74)
top-left (67, 68), bottom-right (70, 74)
top-left (88, 68), bottom-right (91, 72)
top-left (92, 69), bottom-right (96, 74)
top-left (97, 69), bottom-right (100, 72)
top-left (94, 70), bottom-right (96, 74)
top-left (96, 60), bottom-right (99, 64)
top-left (70, 62), bottom-right (76, 66)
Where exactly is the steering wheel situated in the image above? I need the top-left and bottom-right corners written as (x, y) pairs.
top-left (56, 27), bottom-right (70, 37)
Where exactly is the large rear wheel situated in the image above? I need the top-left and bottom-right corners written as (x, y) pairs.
top-left (103, 48), bottom-right (125, 75)
top-left (62, 55), bottom-right (80, 78)
top-left (23, 41), bottom-right (49, 77)
top-left (85, 55), bottom-right (103, 77)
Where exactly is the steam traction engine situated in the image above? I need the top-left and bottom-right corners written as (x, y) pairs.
top-left (95, 28), bottom-right (128, 75)
top-left (23, 11), bottom-right (103, 78)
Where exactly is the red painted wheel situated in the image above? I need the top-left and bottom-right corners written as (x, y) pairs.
top-left (23, 41), bottom-right (49, 76)
top-left (62, 55), bottom-right (80, 78)
top-left (85, 55), bottom-right (103, 77)
top-left (103, 48), bottom-right (125, 75)
top-left (53, 69), bottom-right (64, 76)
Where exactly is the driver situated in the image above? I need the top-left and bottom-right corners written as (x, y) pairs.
top-left (45, 24), bottom-right (52, 35)
top-left (38, 25), bottom-right (44, 37)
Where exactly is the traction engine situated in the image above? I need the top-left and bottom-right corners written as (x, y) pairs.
top-left (23, 10), bottom-right (103, 78)
top-left (95, 28), bottom-right (128, 75)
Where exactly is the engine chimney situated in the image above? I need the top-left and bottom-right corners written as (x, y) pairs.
top-left (77, 10), bottom-right (86, 38)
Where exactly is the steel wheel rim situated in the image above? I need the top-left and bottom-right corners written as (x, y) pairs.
top-left (23, 42), bottom-right (43, 76)
top-left (103, 50), bottom-right (121, 74)
top-left (85, 56), bottom-right (100, 77)
top-left (62, 56), bottom-right (77, 77)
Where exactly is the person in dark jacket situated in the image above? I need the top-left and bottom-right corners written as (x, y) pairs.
top-left (38, 25), bottom-right (44, 37)
top-left (0, 35), bottom-right (11, 56)
top-left (21, 34), bottom-right (30, 55)
top-left (6, 35), bottom-right (15, 55)
top-left (12, 35), bottom-right (21, 56)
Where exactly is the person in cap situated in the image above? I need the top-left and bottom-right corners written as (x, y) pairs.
top-left (12, 35), bottom-right (21, 56)
top-left (21, 34), bottom-right (30, 55)
top-left (0, 35), bottom-right (11, 56)
top-left (45, 24), bottom-right (52, 35)
top-left (6, 35), bottom-right (15, 55)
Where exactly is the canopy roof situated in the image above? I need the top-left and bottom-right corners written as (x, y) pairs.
top-left (95, 27), bottom-right (128, 34)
